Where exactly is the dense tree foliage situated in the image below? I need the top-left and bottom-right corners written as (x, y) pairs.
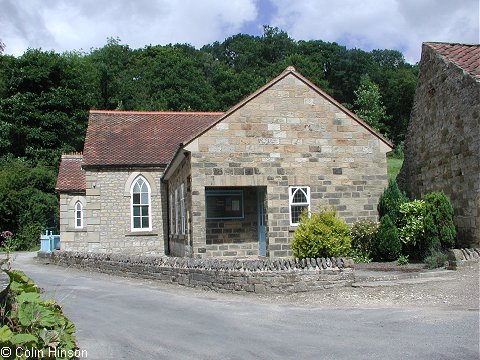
top-left (0, 158), bottom-right (57, 250)
top-left (353, 75), bottom-right (390, 135)
top-left (0, 27), bottom-right (418, 248)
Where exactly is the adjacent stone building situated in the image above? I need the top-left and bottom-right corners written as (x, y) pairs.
top-left (57, 67), bottom-right (392, 258)
top-left (399, 43), bottom-right (480, 247)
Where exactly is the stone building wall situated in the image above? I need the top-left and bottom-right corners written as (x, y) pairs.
top-left (399, 45), bottom-right (480, 246)
top-left (59, 193), bottom-right (89, 250)
top-left (186, 72), bottom-right (390, 258)
top-left (62, 168), bottom-right (167, 254)
top-left (167, 156), bottom-right (192, 257)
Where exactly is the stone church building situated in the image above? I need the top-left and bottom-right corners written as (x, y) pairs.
top-left (56, 67), bottom-right (392, 258)
top-left (399, 43), bottom-right (479, 247)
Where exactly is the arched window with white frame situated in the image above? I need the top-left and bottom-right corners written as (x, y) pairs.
top-left (289, 186), bottom-right (310, 226)
top-left (74, 201), bottom-right (83, 229)
top-left (131, 176), bottom-right (152, 231)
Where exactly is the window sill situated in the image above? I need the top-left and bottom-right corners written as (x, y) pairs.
top-left (288, 226), bottom-right (298, 232)
top-left (66, 228), bottom-right (87, 232)
top-left (125, 231), bottom-right (158, 237)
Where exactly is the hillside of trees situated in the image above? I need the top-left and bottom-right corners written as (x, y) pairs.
top-left (0, 27), bottom-right (418, 249)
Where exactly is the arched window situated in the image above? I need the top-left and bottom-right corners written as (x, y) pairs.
top-left (131, 176), bottom-right (151, 231)
top-left (74, 201), bottom-right (83, 229)
top-left (289, 186), bottom-right (310, 226)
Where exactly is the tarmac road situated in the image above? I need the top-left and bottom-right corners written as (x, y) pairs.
top-left (9, 252), bottom-right (480, 360)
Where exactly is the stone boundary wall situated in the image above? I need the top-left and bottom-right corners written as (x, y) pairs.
top-left (36, 251), bottom-right (354, 294)
top-left (448, 248), bottom-right (480, 269)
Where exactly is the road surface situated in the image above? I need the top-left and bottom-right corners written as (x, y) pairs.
top-left (8, 252), bottom-right (480, 360)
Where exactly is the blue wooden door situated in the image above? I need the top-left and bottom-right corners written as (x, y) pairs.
top-left (257, 188), bottom-right (266, 256)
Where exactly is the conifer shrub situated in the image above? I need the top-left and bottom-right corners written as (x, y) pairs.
top-left (377, 179), bottom-right (408, 224)
top-left (423, 192), bottom-right (456, 249)
top-left (291, 210), bottom-right (351, 259)
top-left (372, 215), bottom-right (402, 261)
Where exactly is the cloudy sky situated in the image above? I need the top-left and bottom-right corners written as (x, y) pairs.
top-left (1, 0), bottom-right (478, 63)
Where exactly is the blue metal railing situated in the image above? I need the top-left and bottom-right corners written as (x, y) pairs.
top-left (40, 231), bottom-right (60, 253)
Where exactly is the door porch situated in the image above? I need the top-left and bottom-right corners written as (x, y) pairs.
top-left (204, 186), bottom-right (267, 257)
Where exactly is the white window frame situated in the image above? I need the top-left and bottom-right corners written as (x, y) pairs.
top-left (180, 183), bottom-right (186, 235)
top-left (289, 186), bottom-right (311, 226)
top-left (74, 201), bottom-right (83, 229)
top-left (175, 187), bottom-right (180, 235)
top-left (170, 192), bottom-right (174, 235)
top-left (131, 176), bottom-right (152, 231)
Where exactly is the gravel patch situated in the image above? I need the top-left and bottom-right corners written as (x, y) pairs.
top-left (255, 264), bottom-right (479, 309)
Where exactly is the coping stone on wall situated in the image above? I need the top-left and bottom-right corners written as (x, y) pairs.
top-left (447, 248), bottom-right (480, 269)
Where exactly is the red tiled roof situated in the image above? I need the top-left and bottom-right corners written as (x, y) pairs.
top-left (82, 111), bottom-right (223, 167)
top-left (425, 42), bottom-right (480, 80)
top-left (56, 154), bottom-right (86, 192)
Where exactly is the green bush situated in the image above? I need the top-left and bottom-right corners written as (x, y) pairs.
top-left (14, 223), bottom-right (43, 251)
top-left (423, 192), bottom-right (456, 249)
top-left (387, 143), bottom-right (404, 159)
top-left (398, 200), bottom-right (426, 246)
top-left (0, 159), bottom-right (57, 250)
top-left (377, 179), bottom-right (408, 224)
top-left (372, 215), bottom-right (402, 261)
top-left (396, 254), bottom-right (409, 266)
top-left (397, 199), bottom-right (442, 259)
top-left (348, 248), bottom-right (373, 263)
top-left (0, 270), bottom-right (78, 358)
top-left (423, 249), bottom-right (449, 269)
top-left (291, 210), bottom-right (351, 259)
top-left (350, 220), bottom-right (379, 256)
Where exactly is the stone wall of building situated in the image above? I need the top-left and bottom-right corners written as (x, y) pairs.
top-left (399, 45), bottom-right (480, 246)
top-left (37, 251), bottom-right (355, 294)
top-left (167, 156), bottom-right (192, 257)
top-left (62, 169), bottom-right (167, 254)
top-left (59, 193), bottom-right (89, 250)
top-left (186, 72), bottom-right (391, 258)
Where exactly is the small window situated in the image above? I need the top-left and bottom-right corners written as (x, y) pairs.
top-left (131, 176), bottom-right (151, 231)
top-left (175, 187), bottom-right (180, 235)
top-left (170, 192), bottom-right (174, 235)
top-left (171, 183), bottom-right (187, 235)
top-left (289, 186), bottom-right (310, 225)
top-left (206, 190), bottom-right (244, 220)
top-left (74, 201), bottom-right (83, 229)
top-left (180, 183), bottom-right (186, 235)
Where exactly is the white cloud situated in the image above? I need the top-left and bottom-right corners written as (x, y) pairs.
top-left (0, 0), bottom-right (478, 63)
top-left (1, 0), bottom-right (258, 55)
top-left (269, 0), bottom-right (479, 63)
